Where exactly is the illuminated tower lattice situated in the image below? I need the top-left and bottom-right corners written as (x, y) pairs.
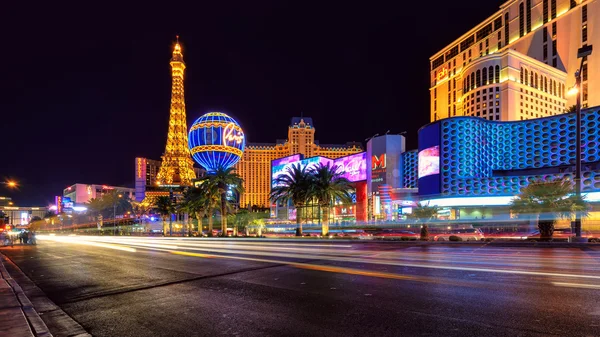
top-left (156, 37), bottom-right (196, 186)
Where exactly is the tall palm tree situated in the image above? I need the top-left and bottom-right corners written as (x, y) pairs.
top-left (510, 178), bottom-right (588, 241)
top-left (182, 187), bottom-right (210, 236)
top-left (309, 163), bottom-right (353, 236)
top-left (197, 179), bottom-right (222, 236)
top-left (155, 196), bottom-right (173, 236)
top-left (202, 166), bottom-right (245, 237)
top-left (270, 163), bottom-right (313, 236)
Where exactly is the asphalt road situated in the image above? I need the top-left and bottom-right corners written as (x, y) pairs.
top-left (2, 236), bottom-right (600, 337)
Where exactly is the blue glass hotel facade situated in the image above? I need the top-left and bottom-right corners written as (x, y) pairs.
top-left (412, 107), bottom-right (600, 221)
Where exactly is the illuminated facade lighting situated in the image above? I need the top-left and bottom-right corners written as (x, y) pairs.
top-left (430, 0), bottom-right (600, 122)
top-left (155, 37), bottom-right (196, 186)
top-left (235, 117), bottom-right (362, 208)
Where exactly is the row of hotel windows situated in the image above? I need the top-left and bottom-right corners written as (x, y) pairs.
top-left (463, 65), bottom-right (501, 94)
top-left (433, 0), bottom-right (584, 74)
top-left (519, 67), bottom-right (564, 98)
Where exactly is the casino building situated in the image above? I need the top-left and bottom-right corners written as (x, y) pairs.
top-left (430, 0), bottom-right (598, 122)
top-left (235, 117), bottom-right (362, 208)
top-left (416, 106), bottom-right (600, 221)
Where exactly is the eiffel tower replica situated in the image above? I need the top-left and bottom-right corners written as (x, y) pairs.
top-left (156, 36), bottom-right (196, 187)
top-left (142, 37), bottom-right (196, 206)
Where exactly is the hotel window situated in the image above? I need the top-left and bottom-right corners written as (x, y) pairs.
top-left (519, 3), bottom-right (525, 37)
top-left (552, 40), bottom-right (557, 56)
top-left (543, 0), bottom-right (548, 22)
top-left (543, 44), bottom-right (548, 59)
top-left (526, 0), bottom-right (531, 33)
top-left (482, 68), bottom-right (487, 85)
top-left (520, 67), bottom-right (524, 83)
top-left (534, 73), bottom-right (538, 89)
top-left (504, 13), bottom-right (510, 46)
top-left (488, 66), bottom-right (494, 83)
top-left (551, 0), bottom-right (556, 19)
top-left (583, 63), bottom-right (588, 81)
top-left (524, 69), bottom-right (528, 85)
top-left (530, 72), bottom-right (534, 87)
top-left (552, 22), bottom-right (556, 38)
top-left (582, 5), bottom-right (587, 22)
top-left (471, 72), bottom-right (475, 90)
top-left (543, 27), bottom-right (548, 43)
top-left (582, 25), bottom-right (587, 43)
top-left (495, 65), bottom-right (500, 83)
top-left (570, 0), bottom-right (576, 9)
top-left (552, 58), bottom-right (557, 67)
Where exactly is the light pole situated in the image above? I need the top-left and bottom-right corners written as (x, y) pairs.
top-left (569, 45), bottom-right (593, 240)
top-left (1, 181), bottom-right (17, 188)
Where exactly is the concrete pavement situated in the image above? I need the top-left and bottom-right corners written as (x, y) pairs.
top-left (0, 250), bottom-right (50, 337)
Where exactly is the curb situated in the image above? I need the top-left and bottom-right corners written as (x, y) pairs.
top-left (0, 254), bottom-right (52, 337)
top-left (0, 253), bottom-right (92, 337)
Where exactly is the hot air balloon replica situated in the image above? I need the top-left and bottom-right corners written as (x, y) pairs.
top-left (188, 112), bottom-right (245, 172)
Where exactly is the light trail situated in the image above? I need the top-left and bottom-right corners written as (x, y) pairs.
top-left (38, 235), bottom-right (600, 281)
top-left (552, 282), bottom-right (600, 289)
top-left (39, 236), bottom-right (137, 253)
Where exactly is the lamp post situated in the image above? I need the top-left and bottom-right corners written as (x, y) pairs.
top-left (1, 181), bottom-right (17, 188)
top-left (571, 45), bottom-right (593, 240)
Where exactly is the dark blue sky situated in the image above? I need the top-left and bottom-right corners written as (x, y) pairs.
top-left (1, 0), bottom-right (503, 205)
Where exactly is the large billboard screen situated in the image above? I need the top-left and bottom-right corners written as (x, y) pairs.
top-left (272, 156), bottom-right (333, 188)
top-left (418, 146), bottom-right (440, 178)
top-left (333, 152), bottom-right (367, 182)
top-left (272, 154), bottom-right (302, 168)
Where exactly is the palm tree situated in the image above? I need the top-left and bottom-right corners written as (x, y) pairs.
top-left (197, 179), bottom-right (222, 236)
top-left (181, 187), bottom-right (211, 236)
top-left (270, 163), bottom-right (313, 236)
top-left (407, 203), bottom-right (439, 241)
top-left (408, 204), bottom-right (439, 222)
top-left (202, 166), bottom-right (244, 237)
top-left (510, 178), bottom-right (588, 241)
top-left (309, 163), bottom-right (353, 236)
top-left (155, 196), bottom-right (173, 236)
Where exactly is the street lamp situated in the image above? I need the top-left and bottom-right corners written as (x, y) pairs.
top-left (569, 45), bottom-right (593, 240)
top-left (1, 181), bottom-right (17, 188)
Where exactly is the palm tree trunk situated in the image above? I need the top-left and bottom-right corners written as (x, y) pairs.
top-left (321, 205), bottom-right (329, 236)
top-left (296, 205), bottom-right (302, 236)
top-left (169, 213), bottom-right (173, 236)
top-left (221, 193), bottom-right (227, 237)
top-left (208, 210), bottom-right (214, 236)
top-left (195, 212), bottom-right (203, 233)
top-left (162, 216), bottom-right (167, 236)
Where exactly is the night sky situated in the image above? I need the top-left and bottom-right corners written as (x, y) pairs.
top-left (2, 1), bottom-right (502, 205)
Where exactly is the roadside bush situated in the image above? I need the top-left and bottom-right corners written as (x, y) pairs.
top-left (400, 236), bottom-right (410, 241)
top-left (449, 235), bottom-right (463, 242)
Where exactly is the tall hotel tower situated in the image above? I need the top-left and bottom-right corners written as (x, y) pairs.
top-left (430, 0), bottom-right (598, 122)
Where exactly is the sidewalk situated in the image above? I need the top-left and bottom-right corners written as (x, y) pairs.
top-left (0, 253), bottom-right (51, 337)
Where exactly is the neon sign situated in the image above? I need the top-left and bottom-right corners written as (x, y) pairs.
top-left (372, 154), bottom-right (386, 170)
top-left (333, 152), bottom-right (367, 182)
top-left (436, 67), bottom-right (449, 82)
top-left (137, 158), bottom-right (144, 178)
top-left (223, 123), bottom-right (244, 145)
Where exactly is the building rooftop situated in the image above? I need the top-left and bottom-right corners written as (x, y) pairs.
top-left (290, 117), bottom-right (314, 127)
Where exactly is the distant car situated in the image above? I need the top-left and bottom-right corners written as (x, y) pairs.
top-left (434, 228), bottom-right (485, 241)
top-left (526, 228), bottom-right (598, 242)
